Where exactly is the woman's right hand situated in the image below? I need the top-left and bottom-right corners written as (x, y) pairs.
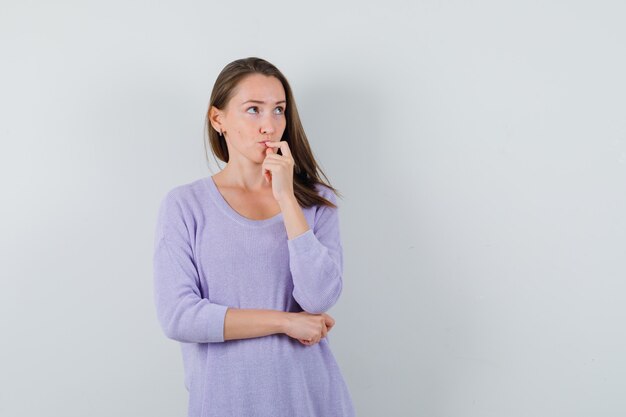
top-left (283, 311), bottom-right (335, 346)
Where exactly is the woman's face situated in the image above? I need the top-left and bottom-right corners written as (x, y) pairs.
top-left (212, 73), bottom-right (287, 163)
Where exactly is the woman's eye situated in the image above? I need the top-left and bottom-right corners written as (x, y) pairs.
top-left (246, 106), bottom-right (285, 115)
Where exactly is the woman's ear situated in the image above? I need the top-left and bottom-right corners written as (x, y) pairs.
top-left (208, 106), bottom-right (224, 134)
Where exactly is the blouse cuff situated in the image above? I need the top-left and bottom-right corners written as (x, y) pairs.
top-left (208, 303), bottom-right (230, 343)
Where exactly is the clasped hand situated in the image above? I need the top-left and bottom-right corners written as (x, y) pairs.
top-left (284, 311), bottom-right (335, 346)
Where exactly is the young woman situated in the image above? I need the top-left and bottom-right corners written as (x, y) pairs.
top-left (152, 57), bottom-right (356, 416)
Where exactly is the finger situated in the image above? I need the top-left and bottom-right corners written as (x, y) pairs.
top-left (261, 161), bottom-right (277, 174)
top-left (326, 319), bottom-right (334, 332)
top-left (262, 163), bottom-right (272, 179)
top-left (261, 162), bottom-right (282, 179)
top-left (263, 153), bottom-right (286, 162)
top-left (264, 140), bottom-right (292, 158)
top-left (262, 157), bottom-right (287, 168)
top-left (261, 160), bottom-right (282, 168)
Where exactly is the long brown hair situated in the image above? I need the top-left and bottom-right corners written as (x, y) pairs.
top-left (203, 57), bottom-right (341, 209)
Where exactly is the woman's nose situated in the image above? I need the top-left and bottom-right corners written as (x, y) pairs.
top-left (260, 122), bottom-right (275, 136)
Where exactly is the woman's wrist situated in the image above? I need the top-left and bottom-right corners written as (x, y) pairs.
top-left (275, 311), bottom-right (292, 334)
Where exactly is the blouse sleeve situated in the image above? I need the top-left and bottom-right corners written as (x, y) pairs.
top-left (287, 186), bottom-right (344, 314)
top-left (152, 189), bottom-right (230, 343)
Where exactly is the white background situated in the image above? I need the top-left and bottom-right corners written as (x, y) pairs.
top-left (1, 1), bottom-right (625, 416)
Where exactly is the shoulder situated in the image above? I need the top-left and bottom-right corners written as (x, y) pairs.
top-left (156, 178), bottom-right (209, 236)
top-left (159, 177), bottom-right (207, 212)
top-left (310, 183), bottom-right (342, 234)
top-left (311, 183), bottom-right (340, 226)
top-left (313, 182), bottom-right (339, 206)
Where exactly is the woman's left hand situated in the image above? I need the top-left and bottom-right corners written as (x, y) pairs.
top-left (262, 140), bottom-right (296, 203)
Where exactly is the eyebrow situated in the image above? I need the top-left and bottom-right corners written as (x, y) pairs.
top-left (241, 100), bottom-right (286, 105)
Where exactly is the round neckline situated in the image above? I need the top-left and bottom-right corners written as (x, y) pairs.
top-left (203, 175), bottom-right (284, 227)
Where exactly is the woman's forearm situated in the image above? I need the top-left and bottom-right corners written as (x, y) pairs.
top-left (223, 308), bottom-right (288, 341)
